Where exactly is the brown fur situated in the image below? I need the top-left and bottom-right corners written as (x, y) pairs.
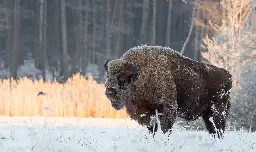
top-left (104, 45), bottom-right (232, 138)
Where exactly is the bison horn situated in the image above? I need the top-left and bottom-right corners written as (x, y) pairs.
top-left (104, 59), bottom-right (110, 72)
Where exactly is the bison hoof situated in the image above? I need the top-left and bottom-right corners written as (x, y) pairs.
top-left (147, 125), bottom-right (158, 136)
top-left (211, 129), bottom-right (224, 139)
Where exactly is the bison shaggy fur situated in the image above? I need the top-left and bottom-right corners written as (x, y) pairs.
top-left (104, 45), bottom-right (232, 138)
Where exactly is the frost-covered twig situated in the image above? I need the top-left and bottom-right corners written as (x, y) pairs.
top-left (34, 106), bottom-right (53, 151)
top-left (10, 125), bottom-right (14, 140)
top-left (0, 134), bottom-right (3, 152)
top-left (181, 0), bottom-right (187, 4)
top-left (155, 109), bottom-right (162, 132)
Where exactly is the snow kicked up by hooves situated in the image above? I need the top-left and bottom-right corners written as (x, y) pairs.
top-left (0, 117), bottom-right (255, 152)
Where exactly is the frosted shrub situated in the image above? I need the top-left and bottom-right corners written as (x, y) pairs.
top-left (202, 22), bottom-right (256, 84)
top-left (230, 61), bottom-right (256, 131)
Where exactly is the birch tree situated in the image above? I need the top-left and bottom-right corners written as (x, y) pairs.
top-left (140, 0), bottom-right (149, 44)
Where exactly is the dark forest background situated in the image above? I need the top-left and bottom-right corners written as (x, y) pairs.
top-left (0, 0), bottom-right (222, 83)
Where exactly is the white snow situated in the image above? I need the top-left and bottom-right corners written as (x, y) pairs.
top-left (0, 56), bottom-right (100, 81)
top-left (253, 0), bottom-right (256, 7)
top-left (0, 58), bottom-right (53, 80)
top-left (0, 117), bottom-right (255, 152)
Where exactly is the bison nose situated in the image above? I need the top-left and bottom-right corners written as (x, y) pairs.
top-left (105, 87), bottom-right (117, 97)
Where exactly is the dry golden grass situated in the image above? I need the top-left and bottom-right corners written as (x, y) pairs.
top-left (0, 73), bottom-right (128, 118)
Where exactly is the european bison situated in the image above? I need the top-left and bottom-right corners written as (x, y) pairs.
top-left (104, 45), bottom-right (232, 139)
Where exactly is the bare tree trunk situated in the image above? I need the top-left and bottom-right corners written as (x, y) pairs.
top-left (92, 0), bottom-right (96, 64)
top-left (39, 0), bottom-right (43, 69)
top-left (81, 0), bottom-right (89, 74)
top-left (156, 0), bottom-right (166, 46)
top-left (77, 0), bottom-right (83, 75)
top-left (75, 0), bottom-right (82, 56)
top-left (38, 0), bottom-right (47, 81)
top-left (140, 0), bottom-right (149, 44)
top-left (110, 0), bottom-right (118, 54)
top-left (4, 0), bottom-right (13, 71)
top-left (151, 0), bottom-right (156, 45)
top-left (194, 6), bottom-right (200, 61)
top-left (180, 0), bottom-right (197, 55)
top-left (105, 0), bottom-right (112, 59)
top-left (11, 0), bottom-right (20, 79)
top-left (199, 20), bottom-right (205, 62)
top-left (44, 0), bottom-right (48, 80)
top-left (71, 0), bottom-right (82, 76)
top-left (47, 0), bottom-right (61, 78)
top-left (194, 28), bottom-right (199, 60)
top-left (43, 0), bottom-right (47, 80)
top-left (165, 0), bottom-right (172, 47)
top-left (123, 0), bottom-right (134, 50)
top-left (39, 0), bottom-right (43, 70)
top-left (114, 0), bottom-right (124, 58)
top-left (34, 1), bottom-right (40, 69)
top-left (98, 9), bottom-right (107, 82)
top-left (60, 0), bottom-right (69, 81)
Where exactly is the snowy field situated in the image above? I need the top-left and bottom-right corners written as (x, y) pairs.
top-left (0, 117), bottom-right (255, 152)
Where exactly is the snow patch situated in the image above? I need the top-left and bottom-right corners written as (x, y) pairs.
top-left (0, 117), bottom-right (255, 152)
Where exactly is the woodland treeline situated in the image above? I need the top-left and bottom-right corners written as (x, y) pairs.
top-left (0, 0), bottom-right (226, 82)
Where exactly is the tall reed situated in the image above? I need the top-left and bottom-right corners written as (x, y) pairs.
top-left (0, 74), bottom-right (128, 118)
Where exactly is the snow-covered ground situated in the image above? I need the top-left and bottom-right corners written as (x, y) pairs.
top-left (0, 117), bottom-right (255, 152)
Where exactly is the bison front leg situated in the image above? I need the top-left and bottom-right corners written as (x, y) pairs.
top-left (148, 100), bottom-right (177, 136)
top-left (157, 81), bottom-right (178, 134)
top-left (159, 104), bottom-right (177, 134)
top-left (149, 73), bottom-right (178, 136)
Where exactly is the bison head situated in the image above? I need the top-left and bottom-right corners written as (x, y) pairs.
top-left (104, 59), bottom-right (139, 110)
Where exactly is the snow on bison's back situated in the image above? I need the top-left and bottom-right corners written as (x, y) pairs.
top-left (104, 45), bottom-right (232, 139)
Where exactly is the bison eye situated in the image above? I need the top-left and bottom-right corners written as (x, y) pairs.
top-left (117, 73), bottom-right (129, 87)
top-left (117, 73), bottom-right (138, 88)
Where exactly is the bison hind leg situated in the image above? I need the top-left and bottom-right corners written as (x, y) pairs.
top-left (202, 109), bottom-right (227, 139)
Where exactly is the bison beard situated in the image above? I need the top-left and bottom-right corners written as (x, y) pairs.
top-left (104, 45), bottom-right (232, 139)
